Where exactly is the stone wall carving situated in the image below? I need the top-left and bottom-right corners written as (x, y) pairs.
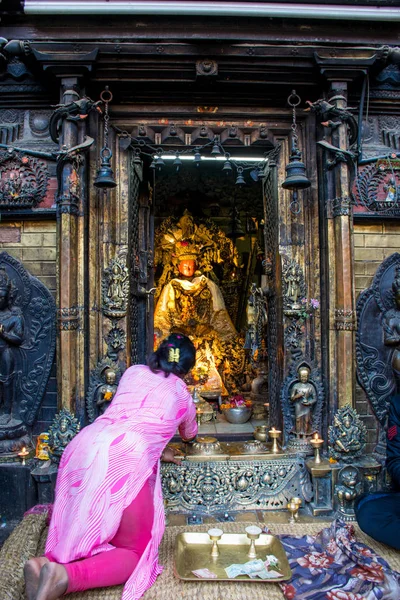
top-left (0, 252), bottom-right (56, 457)
top-left (356, 252), bottom-right (400, 425)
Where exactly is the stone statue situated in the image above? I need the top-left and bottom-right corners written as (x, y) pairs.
top-left (356, 254), bottom-right (400, 429)
top-left (290, 365), bottom-right (317, 437)
top-left (86, 359), bottom-right (122, 423)
top-left (48, 408), bottom-right (80, 464)
top-left (383, 266), bottom-right (400, 388)
top-left (328, 405), bottom-right (367, 463)
top-left (0, 269), bottom-right (24, 425)
top-left (335, 465), bottom-right (363, 521)
top-left (0, 252), bottom-right (56, 458)
top-left (96, 368), bottom-right (117, 414)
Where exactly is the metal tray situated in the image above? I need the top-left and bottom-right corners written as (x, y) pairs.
top-left (174, 531), bottom-right (292, 582)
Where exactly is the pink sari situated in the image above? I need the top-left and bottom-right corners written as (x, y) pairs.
top-left (45, 365), bottom-right (197, 600)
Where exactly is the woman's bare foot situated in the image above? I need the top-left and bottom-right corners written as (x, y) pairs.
top-left (35, 561), bottom-right (68, 600)
top-left (24, 557), bottom-right (49, 600)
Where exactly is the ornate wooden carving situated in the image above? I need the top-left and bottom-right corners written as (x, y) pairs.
top-left (353, 159), bottom-right (400, 216)
top-left (0, 149), bottom-right (49, 208)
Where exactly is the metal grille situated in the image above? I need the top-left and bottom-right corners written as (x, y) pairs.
top-left (128, 152), bottom-right (141, 364)
top-left (263, 162), bottom-right (283, 427)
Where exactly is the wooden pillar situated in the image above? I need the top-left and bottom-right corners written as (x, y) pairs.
top-left (329, 81), bottom-right (357, 408)
top-left (56, 77), bottom-right (86, 421)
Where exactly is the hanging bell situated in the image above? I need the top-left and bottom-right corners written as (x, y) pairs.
top-left (222, 156), bottom-right (233, 175)
top-left (94, 147), bottom-right (117, 189)
top-left (211, 139), bottom-right (221, 157)
top-left (226, 206), bottom-right (245, 240)
top-left (173, 154), bottom-right (182, 172)
top-left (193, 149), bottom-right (202, 166)
top-left (155, 154), bottom-right (165, 170)
top-left (235, 167), bottom-right (245, 186)
top-left (282, 137), bottom-right (311, 190)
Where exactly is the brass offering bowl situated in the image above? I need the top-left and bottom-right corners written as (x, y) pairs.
top-left (242, 440), bottom-right (268, 454)
top-left (188, 436), bottom-right (224, 456)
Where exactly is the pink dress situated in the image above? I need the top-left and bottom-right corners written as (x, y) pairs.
top-left (45, 365), bottom-right (197, 600)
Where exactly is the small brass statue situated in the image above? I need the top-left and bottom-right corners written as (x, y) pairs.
top-left (102, 250), bottom-right (129, 319)
top-left (48, 408), bottom-right (80, 464)
top-left (290, 365), bottom-right (317, 437)
top-left (328, 405), bottom-right (366, 463)
top-left (96, 368), bottom-right (117, 414)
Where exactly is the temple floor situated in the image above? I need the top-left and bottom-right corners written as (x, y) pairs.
top-left (1, 510), bottom-right (399, 600)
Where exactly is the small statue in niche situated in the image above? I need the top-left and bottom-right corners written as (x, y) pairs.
top-left (328, 405), bottom-right (366, 463)
top-left (86, 359), bottom-right (122, 423)
top-left (102, 250), bottom-right (129, 319)
top-left (48, 408), bottom-right (80, 464)
top-left (290, 365), bottom-right (317, 437)
top-left (96, 368), bottom-right (117, 415)
top-left (35, 432), bottom-right (50, 461)
top-left (335, 465), bottom-right (363, 521)
top-left (383, 266), bottom-right (400, 389)
top-left (286, 265), bottom-right (302, 309)
top-left (0, 268), bottom-right (24, 425)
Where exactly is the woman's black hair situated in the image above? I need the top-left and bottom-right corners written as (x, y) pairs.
top-left (148, 333), bottom-right (196, 377)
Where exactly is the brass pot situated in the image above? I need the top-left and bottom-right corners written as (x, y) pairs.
top-left (254, 425), bottom-right (268, 442)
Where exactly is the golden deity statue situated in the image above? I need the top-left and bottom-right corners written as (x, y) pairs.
top-left (154, 211), bottom-right (245, 397)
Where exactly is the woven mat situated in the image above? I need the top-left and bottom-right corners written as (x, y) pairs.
top-left (1, 515), bottom-right (400, 600)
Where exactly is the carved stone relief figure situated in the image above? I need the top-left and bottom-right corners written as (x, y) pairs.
top-left (0, 252), bottom-right (56, 458)
top-left (356, 253), bottom-right (400, 426)
top-left (328, 405), bottom-right (367, 463)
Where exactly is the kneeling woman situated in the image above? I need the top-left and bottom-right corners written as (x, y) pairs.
top-left (25, 333), bottom-right (197, 600)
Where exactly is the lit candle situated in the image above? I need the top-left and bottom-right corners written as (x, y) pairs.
top-left (18, 446), bottom-right (29, 466)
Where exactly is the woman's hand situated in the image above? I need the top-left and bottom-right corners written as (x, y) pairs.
top-left (161, 447), bottom-right (184, 465)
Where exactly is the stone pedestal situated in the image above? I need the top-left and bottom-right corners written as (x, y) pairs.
top-left (31, 461), bottom-right (58, 504)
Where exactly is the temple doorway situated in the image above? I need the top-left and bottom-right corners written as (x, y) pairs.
top-left (127, 141), bottom-right (281, 439)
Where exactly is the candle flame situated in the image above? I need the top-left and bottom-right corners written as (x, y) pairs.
top-left (271, 427), bottom-right (276, 432)
top-left (313, 433), bottom-right (319, 440)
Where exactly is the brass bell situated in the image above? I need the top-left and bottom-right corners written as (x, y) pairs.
top-left (282, 137), bottom-right (311, 190)
top-left (94, 147), bottom-right (117, 189)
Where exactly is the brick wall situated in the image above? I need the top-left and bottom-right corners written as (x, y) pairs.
top-left (354, 221), bottom-right (400, 453)
top-left (0, 220), bottom-right (57, 435)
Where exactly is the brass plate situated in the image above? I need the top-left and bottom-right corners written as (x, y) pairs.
top-left (174, 532), bottom-right (292, 582)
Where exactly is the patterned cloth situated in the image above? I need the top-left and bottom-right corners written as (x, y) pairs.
top-left (279, 519), bottom-right (400, 600)
top-left (45, 365), bottom-right (197, 600)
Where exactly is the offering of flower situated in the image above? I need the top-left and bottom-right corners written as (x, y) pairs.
top-left (221, 395), bottom-right (253, 410)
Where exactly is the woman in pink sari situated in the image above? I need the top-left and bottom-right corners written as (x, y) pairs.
top-left (24, 333), bottom-right (197, 600)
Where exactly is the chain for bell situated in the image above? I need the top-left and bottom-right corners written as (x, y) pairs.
top-left (94, 87), bottom-right (117, 189)
top-left (282, 90), bottom-right (311, 191)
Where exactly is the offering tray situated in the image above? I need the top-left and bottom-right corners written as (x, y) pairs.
top-left (174, 531), bottom-right (292, 582)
